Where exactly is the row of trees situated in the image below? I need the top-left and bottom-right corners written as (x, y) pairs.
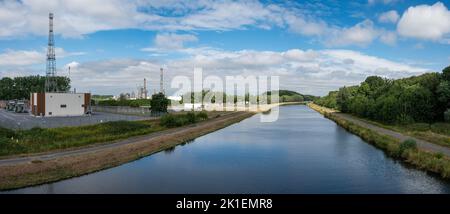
top-left (0, 76), bottom-right (71, 100)
top-left (177, 89), bottom-right (317, 105)
top-left (315, 66), bottom-right (450, 123)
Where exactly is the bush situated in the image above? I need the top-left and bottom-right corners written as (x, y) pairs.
top-left (398, 139), bottom-right (417, 156)
top-left (160, 112), bottom-right (209, 128)
top-left (197, 112), bottom-right (208, 120)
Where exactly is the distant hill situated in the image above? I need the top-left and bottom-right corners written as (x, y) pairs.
top-left (264, 90), bottom-right (318, 102)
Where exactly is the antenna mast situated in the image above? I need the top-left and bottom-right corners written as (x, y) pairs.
top-left (45, 12), bottom-right (57, 92)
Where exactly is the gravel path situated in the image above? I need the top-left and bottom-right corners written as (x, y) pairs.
top-left (334, 112), bottom-right (450, 156)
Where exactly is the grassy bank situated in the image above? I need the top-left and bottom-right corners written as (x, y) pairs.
top-left (0, 112), bottom-right (212, 157)
top-left (358, 119), bottom-right (450, 148)
top-left (308, 103), bottom-right (450, 179)
top-left (0, 111), bottom-right (253, 190)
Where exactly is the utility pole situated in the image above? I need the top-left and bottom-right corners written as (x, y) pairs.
top-left (45, 13), bottom-right (57, 92)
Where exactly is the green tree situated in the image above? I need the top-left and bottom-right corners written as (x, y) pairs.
top-left (150, 92), bottom-right (169, 113)
top-left (0, 76), bottom-right (70, 100)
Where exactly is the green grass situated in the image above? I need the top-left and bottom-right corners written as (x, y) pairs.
top-left (325, 112), bottom-right (450, 179)
top-left (0, 120), bottom-right (163, 156)
top-left (0, 112), bottom-right (212, 157)
top-left (357, 118), bottom-right (450, 148)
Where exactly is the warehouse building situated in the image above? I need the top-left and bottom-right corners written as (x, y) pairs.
top-left (30, 92), bottom-right (91, 117)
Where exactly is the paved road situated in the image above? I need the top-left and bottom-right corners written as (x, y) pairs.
top-left (0, 109), bottom-right (152, 130)
top-left (0, 111), bottom-right (249, 166)
top-left (334, 113), bottom-right (450, 156)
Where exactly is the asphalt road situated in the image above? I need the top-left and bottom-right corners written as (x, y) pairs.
top-left (0, 109), bottom-right (152, 130)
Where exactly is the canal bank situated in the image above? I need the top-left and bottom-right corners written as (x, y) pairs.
top-left (0, 111), bottom-right (254, 190)
top-left (6, 105), bottom-right (450, 193)
top-left (307, 103), bottom-right (450, 179)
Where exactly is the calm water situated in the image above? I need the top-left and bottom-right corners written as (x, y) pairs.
top-left (5, 105), bottom-right (450, 193)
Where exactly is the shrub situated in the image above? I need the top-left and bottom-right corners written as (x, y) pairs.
top-left (0, 127), bottom-right (15, 138)
top-left (398, 139), bottom-right (417, 156)
top-left (197, 112), bottom-right (208, 120)
top-left (160, 114), bottom-right (178, 128)
top-left (186, 112), bottom-right (197, 124)
top-left (160, 112), bottom-right (209, 128)
top-left (434, 152), bottom-right (444, 159)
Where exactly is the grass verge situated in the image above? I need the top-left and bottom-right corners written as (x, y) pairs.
top-left (309, 103), bottom-right (450, 179)
top-left (0, 112), bottom-right (212, 157)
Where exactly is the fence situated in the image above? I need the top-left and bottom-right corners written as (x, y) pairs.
top-left (92, 105), bottom-right (152, 116)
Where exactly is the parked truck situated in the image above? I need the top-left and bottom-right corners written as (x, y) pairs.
top-left (6, 100), bottom-right (16, 111)
top-left (14, 100), bottom-right (28, 113)
top-left (5, 100), bottom-right (28, 113)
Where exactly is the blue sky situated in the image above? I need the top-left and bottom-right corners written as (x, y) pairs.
top-left (0, 0), bottom-right (449, 96)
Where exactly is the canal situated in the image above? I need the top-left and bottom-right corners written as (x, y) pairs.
top-left (6, 105), bottom-right (450, 193)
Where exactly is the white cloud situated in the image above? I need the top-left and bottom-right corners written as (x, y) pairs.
top-left (0, 0), bottom-right (397, 48)
top-left (378, 10), bottom-right (399, 23)
top-left (0, 50), bottom-right (43, 66)
top-left (142, 33), bottom-right (198, 52)
top-left (27, 48), bottom-right (429, 96)
top-left (0, 0), bottom-right (138, 38)
top-left (64, 61), bottom-right (80, 69)
top-left (326, 20), bottom-right (379, 47)
top-left (380, 31), bottom-right (397, 45)
top-left (283, 12), bottom-right (328, 36)
top-left (0, 0), bottom-right (285, 38)
top-left (397, 2), bottom-right (450, 41)
top-left (0, 48), bottom-right (85, 67)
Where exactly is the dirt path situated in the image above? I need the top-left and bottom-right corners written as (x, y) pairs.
top-left (334, 112), bottom-right (450, 156)
top-left (0, 111), bottom-right (248, 166)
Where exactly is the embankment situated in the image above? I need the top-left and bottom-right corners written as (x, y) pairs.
top-left (308, 103), bottom-right (450, 179)
top-left (0, 111), bottom-right (254, 190)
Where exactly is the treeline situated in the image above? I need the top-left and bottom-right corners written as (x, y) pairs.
top-left (266, 90), bottom-right (317, 102)
top-left (177, 89), bottom-right (316, 104)
top-left (0, 76), bottom-right (71, 100)
top-left (315, 66), bottom-right (450, 123)
top-left (97, 99), bottom-right (151, 107)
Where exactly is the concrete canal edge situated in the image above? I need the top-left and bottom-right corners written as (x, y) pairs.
top-left (0, 111), bottom-right (255, 191)
top-left (307, 103), bottom-right (450, 180)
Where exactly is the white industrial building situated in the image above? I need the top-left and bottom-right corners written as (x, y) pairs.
top-left (30, 92), bottom-right (91, 117)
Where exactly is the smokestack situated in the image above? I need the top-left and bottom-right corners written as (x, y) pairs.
top-left (144, 78), bottom-right (147, 99)
top-left (160, 67), bottom-right (164, 94)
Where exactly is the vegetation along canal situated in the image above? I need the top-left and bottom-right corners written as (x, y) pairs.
top-left (5, 105), bottom-right (450, 193)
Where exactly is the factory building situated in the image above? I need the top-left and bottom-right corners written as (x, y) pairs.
top-left (30, 92), bottom-right (91, 117)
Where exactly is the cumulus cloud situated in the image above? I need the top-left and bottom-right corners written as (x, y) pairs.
top-left (397, 2), bottom-right (450, 41)
top-left (142, 33), bottom-right (198, 52)
top-left (378, 10), bottom-right (399, 23)
top-left (380, 31), bottom-right (397, 45)
top-left (0, 0), bottom-right (402, 47)
top-left (0, 48), bottom-right (85, 67)
top-left (0, 50), bottom-right (43, 66)
top-left (23, 48), bottom-right (428, 96)
top-left (326, 20), bottom-right (379, 47)
top-left (0, 0), bottom-right (286, 38)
